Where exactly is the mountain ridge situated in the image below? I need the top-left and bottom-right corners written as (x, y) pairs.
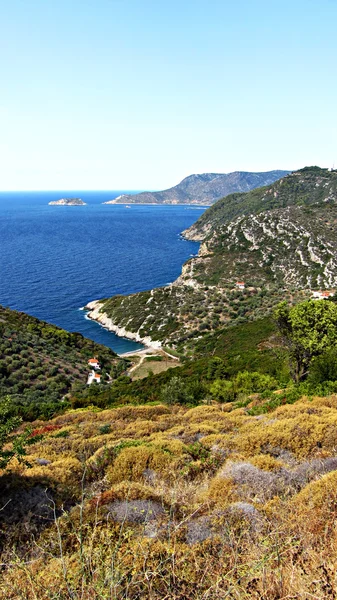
top-left (104, 170), bottom-right (290, 205)
top-left (183, 166), bottom-right (337, 240)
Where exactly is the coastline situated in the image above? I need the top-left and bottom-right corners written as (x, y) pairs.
top-left (102, 202), bottom-right (211, 207)
top-left (84, 300), bottom-right (162, 354)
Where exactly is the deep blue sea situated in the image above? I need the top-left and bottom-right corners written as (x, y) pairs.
top-left (0, 191), bottom-right (203, 353)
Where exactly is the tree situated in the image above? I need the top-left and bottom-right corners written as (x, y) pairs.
top-left (274, 299), bottom-right (337, 382)
top-left (160, 376), bottom-right (194, 405)
top-left (210, 379), bottom-right (236, 402)
top-left (308, 349), bottom-right (337, 385)
top-left (206, 357), bottom-right (229, 380)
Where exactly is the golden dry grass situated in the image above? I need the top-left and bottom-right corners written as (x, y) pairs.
top-left (1, 395), bottom-right (337, 598)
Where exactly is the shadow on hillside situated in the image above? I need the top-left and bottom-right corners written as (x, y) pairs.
top-left (0, 472), bottom-right (63, 558)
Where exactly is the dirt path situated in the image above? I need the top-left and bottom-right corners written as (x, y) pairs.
top-left (120, 347), bottom-right (180, 362)
top-left (128, 353), bottom-right (147, 375)
top-left (125, 348), bottom-right (180, 379)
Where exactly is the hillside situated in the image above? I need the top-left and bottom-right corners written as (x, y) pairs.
top-left (87, 167), bottom-right (337, 351)
top-left (3, 168), bottom-right (337, 598)
top-left (0, 306), bottom-right (128, 420)
top-left (2, 393), bottom-right (337, 598)
top-left (104, 170), bottom-right (290, 205)
top-left (184, 166), bottom-right (337, 240)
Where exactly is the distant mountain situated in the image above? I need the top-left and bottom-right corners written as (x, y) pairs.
top-left (104, 170), bottom-right (291, 205)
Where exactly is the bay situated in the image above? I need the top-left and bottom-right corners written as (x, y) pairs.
top-left (0, 191), bottom-right (203, 353)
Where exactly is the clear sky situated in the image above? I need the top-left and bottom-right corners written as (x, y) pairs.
top-left (1, 0), bottom-right (336, 190)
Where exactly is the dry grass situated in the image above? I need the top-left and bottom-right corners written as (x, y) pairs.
top-left (131, 358), bottom-right (179, 380)
top-left (1, 395), bottom-right (337, 598)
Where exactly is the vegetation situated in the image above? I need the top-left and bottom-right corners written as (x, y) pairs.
top-left (0, 306), bottom-right (128, 420)
top-left (0, 398), bottom-right (30, 469)
top-left (2, 393), bottom-right (337, 597)
top-left (3, 168), bottom-right (337, 596)
top-left (94, 285), bottom-right (310, 351)
top-left (185, 166), bottom-right (337, 239)
top-left (92, 168), bottom-right (337, 351)
top-left (2, 295), bottom-right (337, 596)
top-left (275, 299), bottom-right (337, 382)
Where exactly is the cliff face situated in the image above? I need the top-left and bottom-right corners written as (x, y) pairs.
top-left (104, 170), bottom-right (290, 205)
top-left (89, 168), bottom-right (337, 351)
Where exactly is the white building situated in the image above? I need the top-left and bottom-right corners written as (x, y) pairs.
top-left (87, 371), bottom-right (102, 385)
top-left (88, 357), bottom-right (100, 369)
top-left (312, 290), bottom-right (335, 300)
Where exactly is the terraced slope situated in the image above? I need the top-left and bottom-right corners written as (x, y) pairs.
top-left (0, 305), bottom-right (125, 419)
top-left (188, 203), bottom-right (337, 289)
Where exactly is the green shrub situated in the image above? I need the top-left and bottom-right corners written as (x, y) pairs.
top-left (53, 429), bottom-right (70, 438)
top-left (308, 350), bottom-right (337, 385)
top-left (234, 371), bottom-right (278, 393)
top-left (210, 379), bottom-right (237, 402)
top-left (99, 424), bottom-right (111, 435)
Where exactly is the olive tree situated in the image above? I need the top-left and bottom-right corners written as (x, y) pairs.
top-left (274, 299), bottom-right (337, 382)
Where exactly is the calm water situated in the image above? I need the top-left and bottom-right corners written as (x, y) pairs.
top-left (0, 191), bottom-right (203, 353)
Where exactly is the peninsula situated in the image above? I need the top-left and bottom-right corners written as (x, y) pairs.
top-left (103, 170), bottom-right (290, 206)
top-left (48, 198), bottom-right (86, 206)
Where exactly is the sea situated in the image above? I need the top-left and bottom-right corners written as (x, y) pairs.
top-left (0, 191), bottom-right (204, 354)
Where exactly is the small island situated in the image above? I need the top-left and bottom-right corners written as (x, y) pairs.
top-left (48, 198), bottom-right (86, 206)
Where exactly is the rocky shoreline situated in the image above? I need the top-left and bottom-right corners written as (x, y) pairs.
top-left (84, 300), bottom-right (162, 352)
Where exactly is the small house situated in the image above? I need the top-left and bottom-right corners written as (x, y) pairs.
top-left (88, 357), bottom-right (100, 369)
top-left (236, 282), bottom-right (245, 290)
top-left (87, 371), bottom-right (102, 385)
top-left (312, 290), bottom-right (335, 300)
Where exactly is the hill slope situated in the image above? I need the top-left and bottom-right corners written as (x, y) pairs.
top-left (0, 306), bottom-right (127, 419)
top-left (2, 394), bottom-right (337, 598)
top-left (105, 170), bottom-right (290, 205)
top-left (86, 167), bottom-right (337, 351)
top-left (184, 166), bottom-right (337, 240)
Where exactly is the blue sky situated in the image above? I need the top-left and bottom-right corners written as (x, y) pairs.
top-left (1, 0), bottom-right (336, 190)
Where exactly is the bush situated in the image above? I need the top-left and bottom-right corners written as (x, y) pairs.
top-left (234, 371), bottom-right (278, 393)
top-left (53, 429), bottom-right (70, 438)
top-left (308, 349), bottom-right (337, 385)
top-left (99, 424), bottom-right (111, 435)
top-left (210, 379), bottom-right (237, 402)
top-left (160, 376), bottom-right (194, 405)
